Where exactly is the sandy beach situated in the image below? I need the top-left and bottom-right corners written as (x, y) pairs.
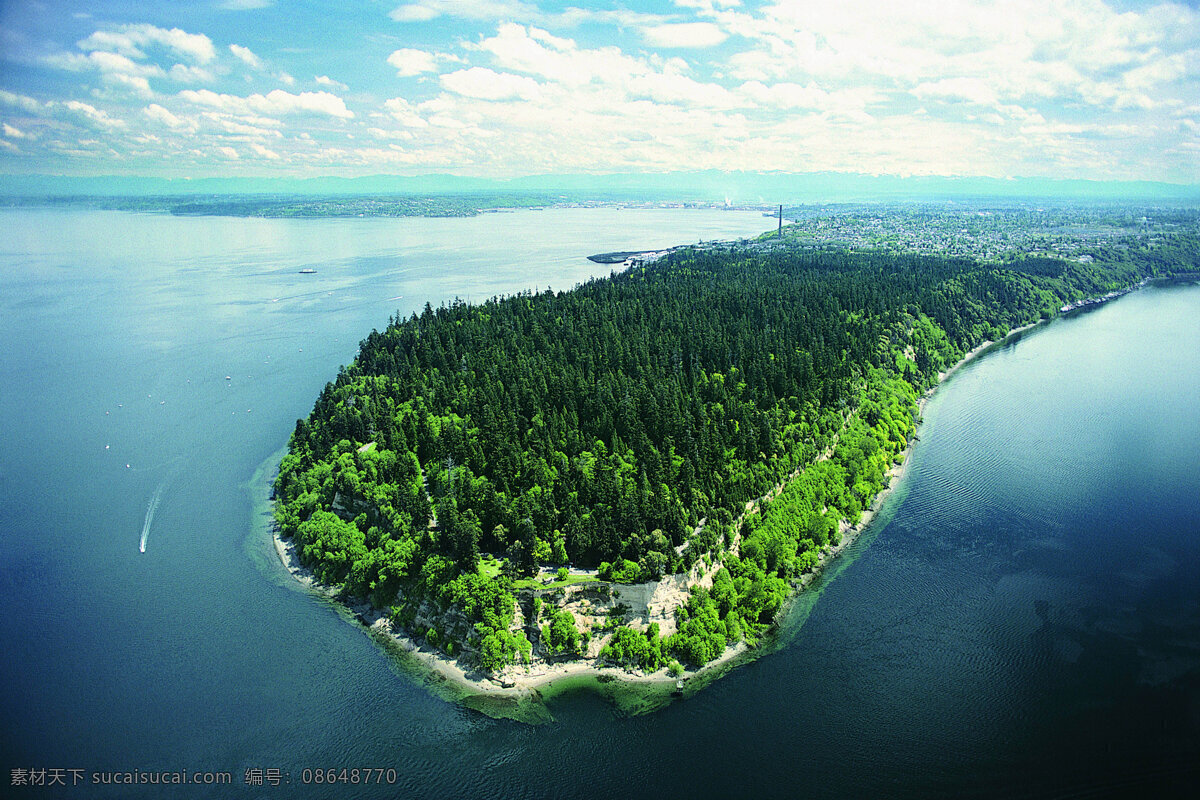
top-left (272, 521), bottom-right (751, 700)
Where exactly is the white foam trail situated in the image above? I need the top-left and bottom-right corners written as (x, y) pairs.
top-left (139, 479), bottom-right (167, 553)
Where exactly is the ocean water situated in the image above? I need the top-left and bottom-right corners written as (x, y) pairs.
top-left (1, 208), bottom-right (1197, 798)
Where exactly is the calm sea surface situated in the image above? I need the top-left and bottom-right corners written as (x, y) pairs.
top-left (1, 208), bottom-right (1197, 798)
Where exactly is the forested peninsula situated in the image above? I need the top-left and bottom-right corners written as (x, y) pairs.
top-left (272, 232), bottom-right (1197, 696)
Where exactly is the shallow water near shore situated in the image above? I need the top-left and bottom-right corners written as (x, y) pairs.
top-left (2, 207), bottom-right (1198, 798)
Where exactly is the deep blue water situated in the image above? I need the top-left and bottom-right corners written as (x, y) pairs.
top-left (1, 208), bottom-right (1197, 798)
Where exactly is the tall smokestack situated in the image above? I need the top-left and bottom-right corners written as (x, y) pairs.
top-left (778, 204), bottom-right (783, 236)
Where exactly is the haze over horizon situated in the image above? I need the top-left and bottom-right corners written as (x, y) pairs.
top-left (1, 0), bottom-right (1198, 188)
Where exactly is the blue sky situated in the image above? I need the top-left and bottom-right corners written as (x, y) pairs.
top-left (0, 0), bottom-right (1197, 182)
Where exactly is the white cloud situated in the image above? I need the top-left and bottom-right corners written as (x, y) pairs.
top-left (229, 44), bottom-right (263, 69)
top-left (0, 91), bottom-right (45, 112)
top-left (440, 67), bottom-right (540, 100)
top-left (389, 4), bottom-right (440, 22)
top-left (911, 77), bottom-right (999, 106)
top-left (144, 103), bottom-right (187, 128)
top-left (276, 72), bottom-right (297, 86)
top-left (737, 80), bottom-right (864, 112)
top-left (221, 0), bottom-right (274, 9)
top-left (389, 1), bottom-right (535, 23)
top-left (3, 123), bottom-right (29, 139)
top-left (105, 73), bottom-right (154, 97)
top-left (470, 24), bottom-right (592, 85)
top-left (389, 0), bottom-right (655, 28)
top-left (4, 0), bottom-right (1197, 182)
top-left (628, 70), bottom-right (735, 108)
top-left (641, 22), bottom-right (728, 49)
top-left (1123, 53), bottom-right (1190, 91)
top-left (40, 52), bottom-right (92, 72)
top-left (201, 111), bottom-right (282, 138)
top-left (470, 24), bottom-right (738, 109)
top-left (217, 145), bottom-right (239, 159)
top-left (472, 24), bottom-right (675, 91)
top-left (251, 142), bottom-right (281, 159)
top-left (79, 24), bottom-right (215, 64)
top-left (41, 26), bottom-right (228, 99)
top-left (44, 50), bottom-right (163, 97)
top-left (179, 88), bottom-right (354, 118)
top-left (387, 49), bottom-right (438, 77)
top-left (674, 0), bottom-right (741, 9)
top-left (170, 64), bottom-right (215, 83)
top-left (368, 126), bottom-right (415, 140)
top-left (85, 51), bottom-right (162, 78)
top-left (384, 97), bottom-right (429, 127)
top-left (64, 100), bottom-right (126, 129)
top-left (315, 75), bottom-right (348, 90)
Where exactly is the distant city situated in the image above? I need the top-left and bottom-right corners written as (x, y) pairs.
top-left (762, 203), bottom-right (1198, 264)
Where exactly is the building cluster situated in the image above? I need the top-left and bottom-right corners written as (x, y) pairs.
top-left (757, 203), bottom-right (1197, 263)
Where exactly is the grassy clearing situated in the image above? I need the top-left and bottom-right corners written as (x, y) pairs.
top-left (513, 574), bottom-right (601, 591)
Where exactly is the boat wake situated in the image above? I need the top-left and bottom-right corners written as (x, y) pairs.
top-left (138, 464), bottom-right (183, 553)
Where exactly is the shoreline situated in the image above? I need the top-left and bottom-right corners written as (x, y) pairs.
top-left (266, 291), bottom-right (1125, 709)
top-left (271, 517), bottom-right (749, 702)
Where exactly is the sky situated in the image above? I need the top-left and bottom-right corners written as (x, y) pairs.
top-left (0, 0), bottom-right (1197, 183)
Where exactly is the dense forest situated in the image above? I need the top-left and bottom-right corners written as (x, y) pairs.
top-left (274, 234), bottom-right (1196, 674)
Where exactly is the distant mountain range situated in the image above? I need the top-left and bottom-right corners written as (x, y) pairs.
top-left (2, 170), bottom-right (1197, 202)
